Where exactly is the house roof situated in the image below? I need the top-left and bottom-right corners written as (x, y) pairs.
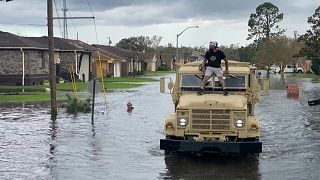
top-left (92, 44), bottom-right (139, 61)
top-left (0, 31), bottom-right (45, 49)
top-left (0, 31), bottom-right (96, 52)
top-left (138, 52), bottom-right (154, 61)
top-left (93, 48), bottom-right (125, 62)
top-left (27, 37), bottom-right (96, 52)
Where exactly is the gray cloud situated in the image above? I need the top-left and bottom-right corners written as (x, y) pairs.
top-left (0, 0), bottom-right (318, 27)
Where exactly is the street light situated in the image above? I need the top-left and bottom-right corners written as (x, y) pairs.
top-left (176, 25), bottom-right (199, 62)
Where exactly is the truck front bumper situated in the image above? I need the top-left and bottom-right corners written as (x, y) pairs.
top-left (160, 139), bottom-right (262, 153)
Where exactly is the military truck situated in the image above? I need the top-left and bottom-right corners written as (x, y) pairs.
top-left (160, 60), bottom-right (262, 155)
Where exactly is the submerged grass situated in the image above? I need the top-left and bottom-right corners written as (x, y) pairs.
top-left (0, 72), bottom-right (165, 103)
top-left (0, 92), bottom-right (65, 103)
top-left (0, 83), bottom-right (143, 103)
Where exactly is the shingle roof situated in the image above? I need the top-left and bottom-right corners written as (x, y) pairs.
top-left (0, 31), bottom-right (96, 52)
top-left (92, 44), bottom-right (138, 61)
top-left (0, 31), bottom-right (44, 49)
top-left (27, 37), bottom-right (96, 52)
top-left (138, 52), bottom-right (154, 60)
top-left (94, 48), bottom-right (124, 61)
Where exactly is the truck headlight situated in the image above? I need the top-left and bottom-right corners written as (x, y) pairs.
top-left (235, 119), bottom-right (244, 128)
top-left (178, 118), bottom-right (188, 126)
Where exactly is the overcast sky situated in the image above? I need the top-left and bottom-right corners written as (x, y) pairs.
top-left (0, 0), bottom-right (319, 47)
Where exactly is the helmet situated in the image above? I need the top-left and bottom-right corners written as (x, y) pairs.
top-left (209, 41), bottom-right (218, 47)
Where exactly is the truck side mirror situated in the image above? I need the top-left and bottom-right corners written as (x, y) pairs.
top-left (160, 77), bottom-right (174, 94)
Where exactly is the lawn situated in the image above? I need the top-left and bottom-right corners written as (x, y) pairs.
top-left (0, 82), bottom-right (88, 91)
top-left (0, 75), bottom-right (157, 103)
top-left (0, 92), bottom-right (66, 103)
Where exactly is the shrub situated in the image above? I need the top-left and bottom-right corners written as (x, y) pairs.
top-left (157, 65), bottom-right (168, 71)
top-left (65, 94), bottom-right (91, 114)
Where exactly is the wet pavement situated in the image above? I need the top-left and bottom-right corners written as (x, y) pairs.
top-left (0, 72), bottom-right (320, 180)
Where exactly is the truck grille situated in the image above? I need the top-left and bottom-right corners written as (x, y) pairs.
top-left (191, 109), bottom-right (231, 131)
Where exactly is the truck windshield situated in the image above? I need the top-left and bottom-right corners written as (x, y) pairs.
top-left (180, 74), bottom-right (246, 91)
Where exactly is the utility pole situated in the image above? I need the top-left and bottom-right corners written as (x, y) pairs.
top-left (176, 26), bottom-right (199, 63)
top-left (107, 36), bottom-right (111, 46)
top-left (48, 0), bottom-right (57, 119)
top-left (62, 0), bottom-right (68, 38)
top-left (294, 30), bottom-right (298, 40)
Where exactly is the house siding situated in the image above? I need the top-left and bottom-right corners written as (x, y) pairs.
top-left (59, 52), bottom-right (76, 73)
top-left (24, 50), bottom-right (49, 75)
top-left (121, 62), bottom-right (129, 76)
top-left (0, 50), bottom-right (23, 74)
top-left (59, 51), bottom-right (76, 81)
top-left (0, 49), bottom-right (50, 85)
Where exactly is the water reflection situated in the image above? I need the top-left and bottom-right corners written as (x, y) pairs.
top-left (47, 119), bottom-right (58, 179)
top-left (162, 155), bottom-right (260, 180)
top-left (1, 73), bottom-right (320, 179)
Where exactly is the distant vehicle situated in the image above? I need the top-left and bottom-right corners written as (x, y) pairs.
top-left (268, 65), bottom-right (281, 73)
top-left (296, 67), bottom-right (303, 73)
top-left (284, 65), bottom-right (295, 73)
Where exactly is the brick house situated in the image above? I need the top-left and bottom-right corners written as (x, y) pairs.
top-left (0, 31), bottom-right (96, 85)
top-left (0, 31), bottom-right (50, 85)
top-left (27, 37), bottom-right (96, 82)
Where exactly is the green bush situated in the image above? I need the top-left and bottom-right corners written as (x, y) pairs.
top-left (311, 58), bottom-right (320, 75)
top-left (157, 65), bottom-right (168, 71)
top-left (65, 94), bottom-right (91, 114)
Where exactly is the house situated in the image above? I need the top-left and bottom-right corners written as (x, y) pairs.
top-left (27, 37), bottom-right (96, 82)
top-left (0, 31), bottom-right (96, 85)
top-left (92, 45), bottom-right (144, 76)
top-left (0, 31), bottom-right (50, 85)
top-left (152, 52), bottom-right (176, 70)
top-left (92, 47), bottom-right (126, 77)
top-left (138, 52), bottom-right (155, 71)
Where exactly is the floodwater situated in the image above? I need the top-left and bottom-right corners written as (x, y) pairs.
top-left (0, 72), bottom-right (320, 180)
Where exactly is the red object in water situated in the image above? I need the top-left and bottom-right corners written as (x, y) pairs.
top-left (287, 84), bottom-right (299, 98)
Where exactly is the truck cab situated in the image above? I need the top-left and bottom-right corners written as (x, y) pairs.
top-left (160, 61), bottom-right (262, 155)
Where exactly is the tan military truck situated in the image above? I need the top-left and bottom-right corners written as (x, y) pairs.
top-left (160, 60), bottom-right (262, 155)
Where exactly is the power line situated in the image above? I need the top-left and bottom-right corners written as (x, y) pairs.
top-left (86, 0), bottom-right (98, 43)
top-left (0, 23), bottom-right (46, 26)
top-left (54, 0), bottom-right (63, 37)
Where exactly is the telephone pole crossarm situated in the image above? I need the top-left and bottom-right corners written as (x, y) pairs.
top-left (52, 16), bottom-right (95, 20)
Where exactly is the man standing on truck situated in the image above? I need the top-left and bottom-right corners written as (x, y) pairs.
top-left (198, 41), bottom-right (229, 95)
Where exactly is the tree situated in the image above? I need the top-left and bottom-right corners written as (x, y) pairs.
top-left (150, 35), bottom-right (163, 52)
top-left (238, 44), bottom-right (256, 63)
top-left (254, 36), bottom-right (304, 73)
top-left (247, 2), bottom-right (286, 45)
top-left (298, 6), bottom-right (320, 74)
top-left (116, 35), bottom-right (162, 52)
top-left (220, 44), bottom-right (240, 60)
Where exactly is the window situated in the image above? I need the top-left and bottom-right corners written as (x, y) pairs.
top-left (214, 75), bottom-right (246, 90)
top-left (180, 74), bottom-right (246, 91)
top-left (37, 51), bottom-right (46, 68)
top-left (180, 74), bottom-right (213, 91)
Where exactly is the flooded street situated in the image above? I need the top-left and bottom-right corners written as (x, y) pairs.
top-left (1, 73), bottom-right (320, 180)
